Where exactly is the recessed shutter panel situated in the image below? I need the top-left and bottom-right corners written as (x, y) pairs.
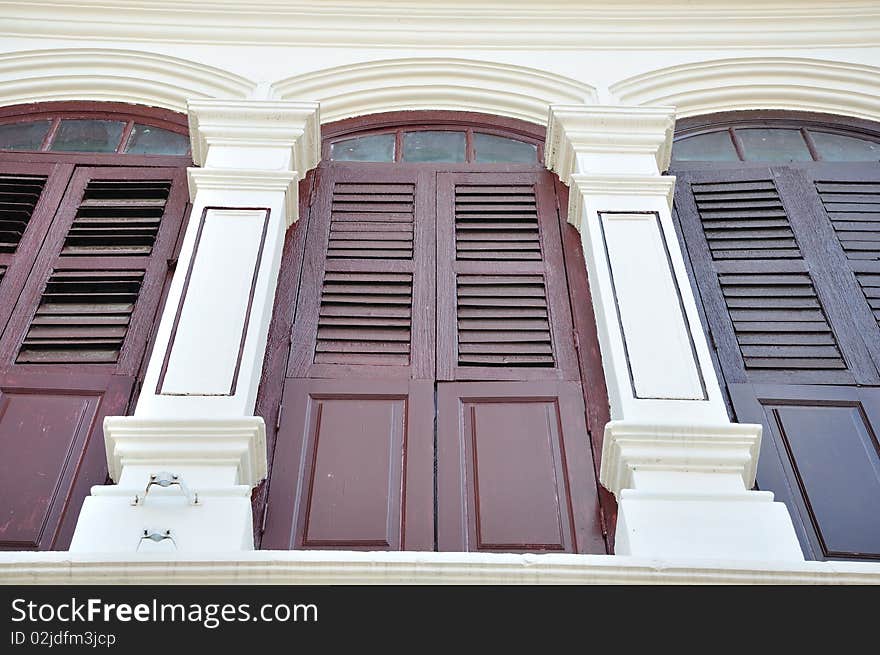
top-left (0, 165), bottom-right (188, 550)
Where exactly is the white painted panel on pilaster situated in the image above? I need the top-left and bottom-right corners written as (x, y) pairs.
top-left (160, 208), bottom-right (268, 396)
top-left (600, 212), bottom-right (705, 400)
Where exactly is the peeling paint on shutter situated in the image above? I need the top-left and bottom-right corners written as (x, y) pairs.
top-left (62, 179), bottom-right (171, 256)
top-left (17, 270), bottom-right (144, 364)
top-left (456, 273), bottom-right (554, 367)
top-left (327, 182), bottom-right (414, 259)
top-left (0, 174), bottom-right (47, 254)
top-left (816, 180), bottom-right (880, 329)
top-left (692, 180), bottom-right (801, 260)
top-left (454, 185), bottom-right (541, 261)
top-left (315, 271), bottom-right (413, 366)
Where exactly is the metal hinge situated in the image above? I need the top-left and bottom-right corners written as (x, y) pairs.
top-left (708, 328), bottom-right (717, 351)
top-left (275, 400), bottom-right (284, 431)
top-left (260, 501), bottom-right (270, 535)
top-left (571, 328), bottom-right (581, 352)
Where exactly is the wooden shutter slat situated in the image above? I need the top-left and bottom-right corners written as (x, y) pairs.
top-left (0, 175), bottom-right (47, 253)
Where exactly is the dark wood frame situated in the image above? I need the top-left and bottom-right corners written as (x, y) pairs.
top-left (672, 110), bottom-right (880, 169)
top-left (254, 111), bottom-right (615, 552)
top-left (0, 101), bottom-right (190, 156)
top-left (0, 102), bottom-right (192, 550)
top-left (322, 110), bottom-right (545, 163)
top-left (670, 109), bottom-right (880, 561)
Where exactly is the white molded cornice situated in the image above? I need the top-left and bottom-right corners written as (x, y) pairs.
top-left (1, 2), bottom-right (879, 50)
top-left (610, 57), bottom-right (880, 124)
top-left (599, 420), bottom-right (762, 499)
top-left (566, 174), bottom-right (676, 230)
top-left (187, 169), bottom-right (300, 224)
top-left (103, 417), bottom-right (267, 488)
top-left (0, 48), bottom-right (253, 113)
top-left (187, 99), bottom-right (320, 172)
top-left (272, 58), bottom-right (597, 125)
top-left (545, 105), bottom-right (676, 184)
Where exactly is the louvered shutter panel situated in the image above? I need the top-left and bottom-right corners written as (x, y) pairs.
top-left (673, 164), bottom-right (880, 560)
top-left (288, 166), bottom-right (433, 380)
top-left (437, 171), bottom-right (578, 382)
top-left (0, 165), bottom-right (188, 550)
top-left (674, 170), bottom-right (858, 385)
top-left (820, 180), bottom-right (880, 329)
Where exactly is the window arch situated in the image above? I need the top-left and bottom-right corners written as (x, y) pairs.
top-left (672, 111), bottom-right (880, 163)
top-left (669, 110), bottom-right (880, 561)
top-left (0, 101), bottom-right (190, 156)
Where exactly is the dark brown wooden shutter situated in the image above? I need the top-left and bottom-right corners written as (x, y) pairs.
top-left (673, 162), bottom-right (880, 560)
top-left (436, 170), bottom-right (602, 554)
top-left (437, 171), bottom-right (578, 382)
top-left (813, 176), bottom-right (880, 336)
top-left (287, 166), bottom-right (434, 380)
top-left (0, 165), bottom-right (188, 550)
top-left (266, 164), bottom-right (435, 551)
top-left (266, 163), bottom-right (605, 555)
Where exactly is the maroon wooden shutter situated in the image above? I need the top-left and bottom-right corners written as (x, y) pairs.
top-left (0, 165), bottom-right (188, 550)
top-left (263, 164), bottom-right (435, 551)
top-left (263, 162), bottom-right (606, 555)
top-left (673, 162), bottom-right (880, 559)
top-left (435, 170), bottom-right (604, 554)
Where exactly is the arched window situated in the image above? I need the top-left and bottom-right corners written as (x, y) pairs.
top-left (0, 102), bottom-right (191, 551)
top-left (256, 112), bottom-right (611, 554)
top-left (670, 111), bottom-right (880, 561)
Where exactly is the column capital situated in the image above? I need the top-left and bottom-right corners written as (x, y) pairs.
top-left (545, 104), bottom-right (676, 183)
top-left (566, 173), bottom-right (675, 230)
top-left (103, 416), bottom-right (267, 488)
top-left (599, 420), bottom-right (762, 499)
top-left (187, 98), bottom-right (320, 174)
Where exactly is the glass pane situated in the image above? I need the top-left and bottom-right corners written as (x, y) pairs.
top-left (737, 128), bottom-right (812, 162)
top-left (671, 131), bottom-right (739, 161)
top-left (810, 131), bottom-right (880, 162)
top-left (474, 133), bottom-right (537, 163)
top-left (125, 124), bottom-right (189, 155)
top-left (0, 121), bottom-right (51, 151)
top-left (49, 119), bottom-right (125, 153)
top-left (329, 134), bottom-right (395, 162)
top-left (402, 131), bottom-right (465, 163)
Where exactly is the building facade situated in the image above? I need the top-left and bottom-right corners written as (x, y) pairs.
top-left (1, 0), bottom-right (879, 583)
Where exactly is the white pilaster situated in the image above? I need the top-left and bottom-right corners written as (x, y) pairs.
top-left (70, 99), bottom-right (320, 553)
top-left (546, 104), bottom-right (804, 561)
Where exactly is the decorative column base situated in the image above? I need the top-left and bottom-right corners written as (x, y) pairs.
top-left (601, 421), bottom-right (805, 561)
top-left (69, 417), bottom-right (266, 553)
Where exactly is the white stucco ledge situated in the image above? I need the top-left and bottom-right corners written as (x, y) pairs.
top-left (1, 552), bottom-right (879, 585)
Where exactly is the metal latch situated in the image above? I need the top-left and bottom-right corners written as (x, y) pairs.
top-left (137, 529), bottom-right (177, 551)
top-left (131, 472), bottom-right (199, 506)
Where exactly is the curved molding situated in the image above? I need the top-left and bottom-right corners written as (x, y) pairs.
top-left (0, 48), bottom-right (255, 113)
top-left (610, 57), bottom-right (880, 123)
top-left (272, 58), bottom-right (597, 125)
top-left (2, 2), bottom-right (880, 50)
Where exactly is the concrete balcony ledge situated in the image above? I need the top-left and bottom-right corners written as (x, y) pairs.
top-left (1, 551), bottom-right (879, 585)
